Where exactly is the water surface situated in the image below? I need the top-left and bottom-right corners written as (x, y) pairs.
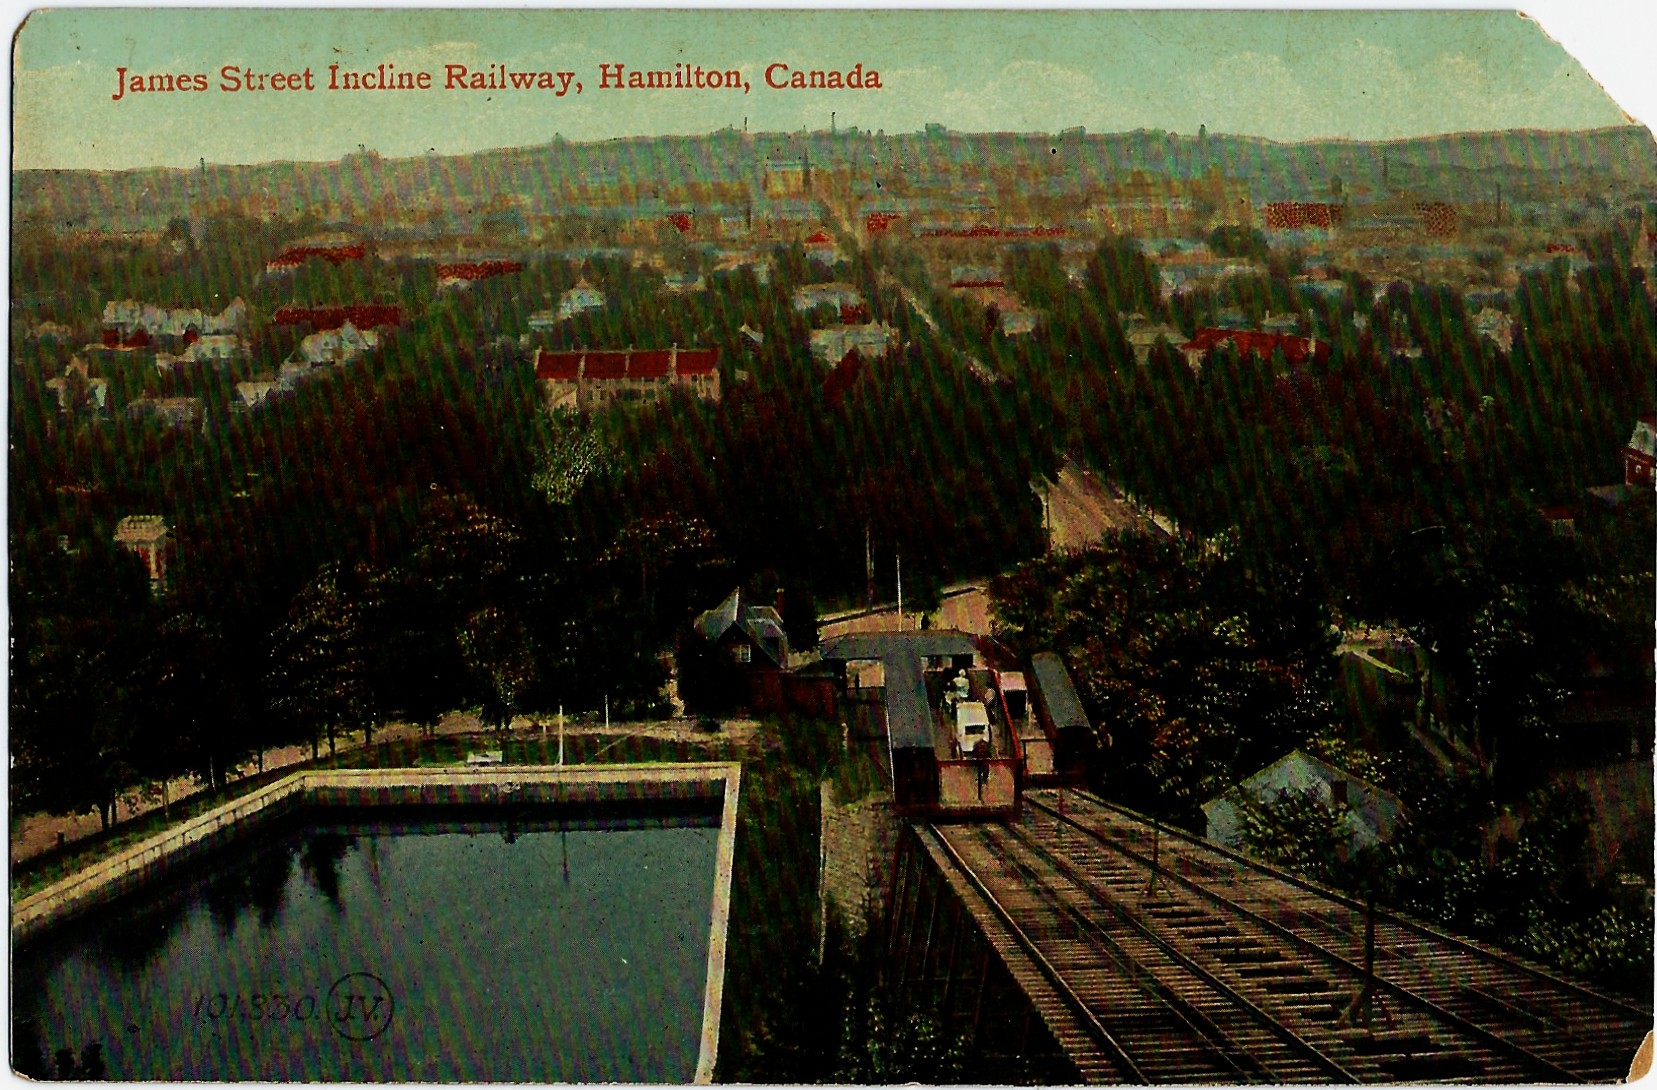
top-left (14, 809), bottom-right (721, 1081)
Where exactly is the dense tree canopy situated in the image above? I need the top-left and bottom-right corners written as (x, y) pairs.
top-left (992, 535), bottom-right (1338, 820)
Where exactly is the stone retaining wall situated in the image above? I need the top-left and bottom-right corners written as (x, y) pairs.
top-left (818, 780), bottom-right (900, 941)
top-left (12, 763), bottom-right (733, 944)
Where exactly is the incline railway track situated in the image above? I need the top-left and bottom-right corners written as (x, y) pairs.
top-left (925, 788), bottom-right (1651, 1083)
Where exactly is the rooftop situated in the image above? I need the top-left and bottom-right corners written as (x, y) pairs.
top-left (113, 515), bottom-right (168, 546)
top-left (535, 346), bottom-right (719, 381)
top-left (1030, 652), bottom-right (1090, 733)
top-left (820, 630), bottom-right (980, 751)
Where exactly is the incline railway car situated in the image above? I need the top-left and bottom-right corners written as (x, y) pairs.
top-left (1029, 652), bottom-right (1104, 782)
top-left (820, 630), bottom-right (1021, 819)
top-left (997, 670), bottom-right (1058, 781)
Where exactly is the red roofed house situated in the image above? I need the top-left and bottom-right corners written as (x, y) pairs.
top-left (1414, 202), bottom-right (1458, 238)
top-left (535, 346), bottom-right (721, 412)
top-left (804, 229), bottom-right (841, 265)
top-left (99, 327), bottom-right (153, 351)
top-left (1263, 202), bottom-right (1345, 231)
top-left (1625, 415), bottom-right (1657, 488)
top-left (436, 259), bottom-right (524, 289)
top-left (265, 244), bottom-right (366, 274)
top-left (1181, 328), bottom-right (1331, 372)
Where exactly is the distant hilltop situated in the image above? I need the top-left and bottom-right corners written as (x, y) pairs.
top-left (14, 124), bottom-right (1656, 234)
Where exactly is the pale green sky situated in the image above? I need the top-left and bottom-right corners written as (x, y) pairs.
top-left (12, 8), bottom-right (1634, 170)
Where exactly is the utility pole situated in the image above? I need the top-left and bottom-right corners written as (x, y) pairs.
top-left (896, 552), bottom-right (904, 628)
top-left (865, 523), bottom-right (875, 609)
top-left (1043, 482), bottom-right (1052, 554)
top-left (1144, 818), bottom-right (1164, 900)
top-left (1341, 894), bottom-right (1387, 1029)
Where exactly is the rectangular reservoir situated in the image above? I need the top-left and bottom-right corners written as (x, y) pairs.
top-left (12, 765), bottom-right (740, 1083)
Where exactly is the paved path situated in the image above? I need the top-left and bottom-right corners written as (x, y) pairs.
top-left (1044, 464), bottom-right (1168, 548)
top-left (9, 711), bottom-right (762, 866)
top-left (819, 584), bottom-right (993, 639)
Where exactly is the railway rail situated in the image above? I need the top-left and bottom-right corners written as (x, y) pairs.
top-left (924, 787), bottom-right (1651, 1083)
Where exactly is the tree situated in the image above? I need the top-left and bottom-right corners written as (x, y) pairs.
top-left (267, 563), bottom-right (375, 759)
top-left (367, 569), bottom-right (465, 735)
top-left (779, 581), bottom-right (820, 652)
top-left (735, 906), bottom-right (968, 1084)
top-left (135, 615), bottom-right (253, 796)
top-left (530, 412), bottom-right (612, 505)
top-left (11, 633), bottom-right (143, 830)
top-left (1238, 787), bottom-right (1355, 888)
top-left (1386, 525), bottom-right (1578, 784)
top-left (675, 620), bottom-right (746, 715)
top-left (409, 492), bottom-right (522, 616)
top-left (9, 534), bottom-right (157, 828)
top-left (458, 605), bottom-right (538, 732)
top-left (990, 536), bottom-right (1336, 821)
top-left (602, 514), bottom-right (729, 639)
top-left (1207, 224), bottom-right (1270, 264)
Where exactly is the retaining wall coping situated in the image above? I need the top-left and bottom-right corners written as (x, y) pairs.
top-left (14, 760), bottom-right (744, 1081)
top-left (13, 763), bottom-right (739, 943)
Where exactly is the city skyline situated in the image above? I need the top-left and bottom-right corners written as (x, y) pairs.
top-left (13, 8), bottom-right (1641, 172)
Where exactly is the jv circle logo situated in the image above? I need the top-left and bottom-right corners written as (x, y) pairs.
top-left (326, 972), bottom-right (395, 1041)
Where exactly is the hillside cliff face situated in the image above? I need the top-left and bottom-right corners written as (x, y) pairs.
top-left (16, 125), bottom-right (1657, 233)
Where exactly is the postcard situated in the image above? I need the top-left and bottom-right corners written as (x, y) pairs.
top-left (10, 7), bottom-right (1655, 1084)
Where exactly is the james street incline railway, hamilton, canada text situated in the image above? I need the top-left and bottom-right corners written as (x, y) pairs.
top-left (110, 61), bottom-right (883, 101)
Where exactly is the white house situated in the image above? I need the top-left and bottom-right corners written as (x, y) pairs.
top-left (184, 333), bottom-right (247, 363)
top-left (113, 515), bottom-right (171, 594)
top-left (235, 380), bottom-right (282, 410)
top-left (809, 323), bottom-right (896, 362)
top-left (792, 282), bottom-right (865, 314)
top-left (102, 297), bottom-right (246, 337)
top-left (45, 358), bottom-right (109, 413)
top-left (555, 279), bottom-right (607, 321)
top-left (295, 322), bottom-right (378, 365)
top-left (662, 270), bottom-right (706, 294)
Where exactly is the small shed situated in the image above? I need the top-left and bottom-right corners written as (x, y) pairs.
top-left (1202, 750), bottom-right (1407, 856)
